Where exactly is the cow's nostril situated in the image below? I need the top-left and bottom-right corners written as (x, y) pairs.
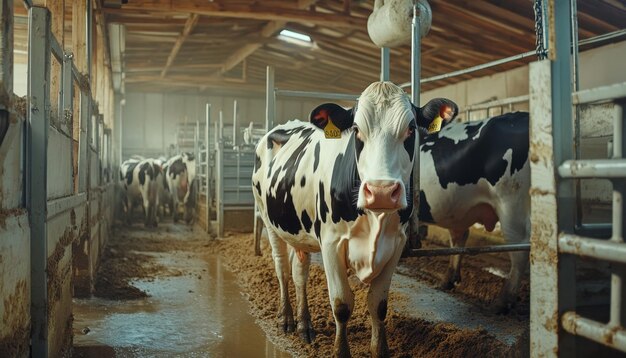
top-left (390, 183), bottom-right (401, 202)
top-left (364, 184), bottom-right (373, 199)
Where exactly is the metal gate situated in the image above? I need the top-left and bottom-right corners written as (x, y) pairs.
top-left (529, 0), bottom-right (626, 355)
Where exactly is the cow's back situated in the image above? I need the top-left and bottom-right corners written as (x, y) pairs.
top-left (418, 112), bottom-right (530, 230)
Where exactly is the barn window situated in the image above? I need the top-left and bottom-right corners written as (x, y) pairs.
top-left (278, 29), bottom-right (312, 45)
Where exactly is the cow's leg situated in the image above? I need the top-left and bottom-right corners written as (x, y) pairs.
top-left (142, 195), bottom-right (150, 227)
top-left (267, 229), bottom-right (295, 333)
top-left (321, 240), bottom-right (353, 358)
top-left (254, 209), bottom-right (264, 256)
top-left (494, 211), bottom-right (530, 313)
top-left (440, 229), bottom-right (469, 290)
top-left (367, 237), bottom-right (405, 358)
top-left (290, 248), bottom-right (315, 343)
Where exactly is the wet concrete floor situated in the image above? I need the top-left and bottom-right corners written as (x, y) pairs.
top-left (73, 250), bottom-right (290, 357)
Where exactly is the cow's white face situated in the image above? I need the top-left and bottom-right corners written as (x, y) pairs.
top-left (352, 82), bottom-right (416, 211)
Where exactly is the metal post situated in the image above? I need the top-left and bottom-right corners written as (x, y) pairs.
top-left (78, 88), bottom-right (90, 192)
top-left (205, 103), bottom-right (211, 234)
top-left (194, 119), bottom-right (199, 159)
top-left (217, 110), bottom-right (224, 237)
top-left (233, 100), bottom-right (238, 147)
top-left (0, 0), bottom-right (14, 96)
top-left (380, 47), bottom-right (390, 82)
top-left (265, 66), bottom-right (275, 131)
top-left (571, 0), bottom-right (583, 229)
top-left (410, 0), bottom-right (422, 243)
top-left (28, 6), bottom-right (51, 357)
top-left (86, 0), bottom-right (92, 80)
top-left (62, 52), bottom-right (74, 180)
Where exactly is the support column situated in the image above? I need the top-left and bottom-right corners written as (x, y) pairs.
top-left (28, 6), bottom-right (51, 357)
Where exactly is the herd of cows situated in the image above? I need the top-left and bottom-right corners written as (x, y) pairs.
top-left (118, 152), bottom-right (197, 227)
top-left (116, 80), bottom-right (531, 357)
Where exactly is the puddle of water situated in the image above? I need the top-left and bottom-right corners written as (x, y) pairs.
top-left (73, 254), bottom-right (291, 358)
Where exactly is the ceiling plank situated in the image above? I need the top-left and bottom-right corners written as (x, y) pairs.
top-left (161, 13), bottom-right (199, 78)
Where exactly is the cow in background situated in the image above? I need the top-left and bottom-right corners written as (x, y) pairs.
top-left (166, 152), bottom-right (197, 224)
top-left (156, 156), bottom-right (173, 220)
top-left (119, 158), bottom-right (161, 227)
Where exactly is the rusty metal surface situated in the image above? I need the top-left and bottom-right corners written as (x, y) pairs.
top-left (528, 60), bottom-right (560, 358)
top-left (406, 243), bottom-right (530, 257)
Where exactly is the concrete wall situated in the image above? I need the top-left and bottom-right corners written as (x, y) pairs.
top-left (0, 108), bottom-right (30, 358)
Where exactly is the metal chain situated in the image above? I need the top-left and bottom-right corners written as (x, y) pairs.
top-left (534, 0), bottom-right (547, 60)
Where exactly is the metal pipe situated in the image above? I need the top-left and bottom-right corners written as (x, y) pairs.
top-left (275, 89), bottom-right (358, 101)
top-left (558, 159), bottom-right (626, 179)
top-left (50, 33), bottom-right (63, 62)
top-left (463, 95), bottom-right (529, 113)
top-left (562, 312), bottom-right (626, 352)
top-left (0, 0), bottom-right (14, 96)
top-left (265, 66), bottom-right (275, 131)
top-left (380, 47), bottom-right (390, 82)
top-left (406, 243), bottom-right (530, 257)
top-left (558, 234), bottom-right (626, 264)
top-left (410, 0), bottom-right (421, 243)
top-left (28, 6), bottom-right (51, 357)
top-left (571, 0), bottom-right (583, 231)
top-left (233, 100), bottom-right (238, 147)
top-left (205, 103), bottom-right (211, 234)
top-left (400, 29), bottom-right (626, 89)
top-left (86, 0), bottom-right (92, 79)
top-left (572, 82), bottom-right (626, 105)
top-left (611, 102), bottom-right (625, 327)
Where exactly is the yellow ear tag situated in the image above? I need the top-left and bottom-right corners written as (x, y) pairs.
top-left (324, 118), bottom-right (341, 139)
top-left (427, 115), bottom-right (443, 134)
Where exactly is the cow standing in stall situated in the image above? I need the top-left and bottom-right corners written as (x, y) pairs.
top-left (253, 82), bottom-right (457, 357)
top-left (165, 152), bottom-right (197, 224)
top-left (119, 158), bottom-right (161, 227)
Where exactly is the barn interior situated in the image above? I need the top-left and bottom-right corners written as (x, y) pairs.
top-left (1, 0), bottom-right (626, 357)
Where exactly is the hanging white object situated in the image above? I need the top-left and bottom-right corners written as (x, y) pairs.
top-left (367, 0), bottom-right (432, 48)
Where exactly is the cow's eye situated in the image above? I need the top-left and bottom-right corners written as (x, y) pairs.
top-left (405, 124), bottom-right (415, 139)
top-left (353, 125), bottom-right (362, 140)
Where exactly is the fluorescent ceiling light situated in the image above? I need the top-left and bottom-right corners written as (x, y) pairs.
top-left (279, 29), bottom-right (312, 43)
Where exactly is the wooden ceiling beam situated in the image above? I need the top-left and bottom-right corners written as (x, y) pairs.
top-left (160, 13), bottom-right (199, 78)
top-left (102, 2), bottom-right (366, 29)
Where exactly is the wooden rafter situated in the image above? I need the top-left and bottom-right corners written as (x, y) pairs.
top-left (161, 13), bottom-right (199, 78)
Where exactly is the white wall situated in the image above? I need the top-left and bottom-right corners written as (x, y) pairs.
top-left (13, 63), bottom-right (27, 97)
top-left (420, 41), bottom-right (626, 112)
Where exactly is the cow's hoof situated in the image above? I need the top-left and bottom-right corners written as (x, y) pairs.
top-left (297, 321), bottom-right (316, 344)
top-left (278, 313), bottom-right (295, 334)
top-left (439, 280), bottom-right (455, 291)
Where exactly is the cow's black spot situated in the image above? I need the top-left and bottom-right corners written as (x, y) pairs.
top-left (354, 132), bottom-right (364, 161)
top-left (267, 126), bottom-right (315, 149)
top-left (169, 158), bottom-right (186, 179)
top-left (330, 134), bottom-right (361, 224)
top-left (300, 176), bottom-right (306, 187)
top-left (334, 300), bottom-right (351, 323)
top-left (313, 142), bottom-right (321, 171)
top-left (319, 182), bottom-right (329, 223)
top-left (254, 154), bottom-right (261, 173)
top-left (265, 126), bottom-right (314, 235)
top-left (254, 181), bottom-right (261, 196)
top-left (301, 210), bottom-right (312, 232)
top-left (138, 162), bottom-right (152, 186)
top-left (151, 162), bottom-right (161, 180)
top-left (403, 119), bottom-right (416, 161)
top-left (377, 299), bottom-right (388, 321)
top-left (184, 152), bottom-right (195, 161)
top-left (417, 190), bottom-right (434, 224)
top-left (314, 218), bottom-right (321, 239)
top-left (125, 162), bottom-right (139, 185)
top-left (421, 112), bottom-right (528, 189)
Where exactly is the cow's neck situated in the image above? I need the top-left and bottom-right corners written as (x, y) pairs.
top-left (328, 133), bottom-right (361, 224)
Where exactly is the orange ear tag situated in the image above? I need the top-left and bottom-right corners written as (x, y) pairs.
top-left (324, 118), bottom-right (341, 139)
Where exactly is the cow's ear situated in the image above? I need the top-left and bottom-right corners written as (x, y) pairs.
top-left (310, 103), bottom-right (354, 131)
top-left (414, 98), bottom-right (459, 127)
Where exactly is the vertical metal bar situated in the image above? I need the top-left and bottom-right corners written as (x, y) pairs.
top-left (28, 6), bottom-right (50, 357)
top-left (410, 1), bottom-right (422, 241)
top-left (380, 47), bottom-right (390, 82)
top-left (194, 119), bottom-right (199, 159)
top-left (265, 66), bottom-right (275, 131)
top-left (78, 89), bottom-right (90, 192)
top-left (205, 103), bottom-right (211, 233)
top-left (0, 0), bottom-right (14, 96)
top-left (233, 100), bottom-right (238, 147)
top-left (571, 0), bottom-right (583, 229)
top-left (611, 103), bottom-right (626, 327)
top-left (217, 110), bottom-right (224, 237)
top-left (553, 1), bottom-right (576, 355)
top-left (86, 0), bottom-right (92, 79)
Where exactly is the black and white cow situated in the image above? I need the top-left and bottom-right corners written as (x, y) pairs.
top-left (165, 152), bottom-right (197, 224)
top-left (119, 158), bottom-right (161, 227)
top-left (156, 156), bottom-right (173, 219)
top-left (417, 111), bottom-right (530, 312)
top-left (253, 82), bottom-right (455, 357)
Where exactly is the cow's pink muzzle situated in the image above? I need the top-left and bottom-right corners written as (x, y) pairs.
top-left (363, 181), bottom-right (402, 210)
